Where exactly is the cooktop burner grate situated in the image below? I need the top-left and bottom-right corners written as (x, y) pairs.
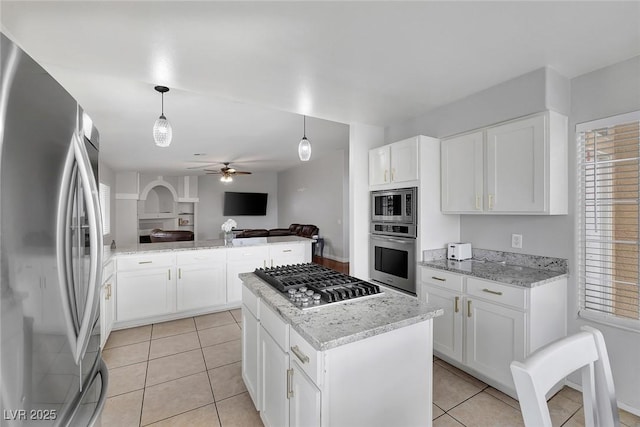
top-left (254, 263), bottom-right (383, 309)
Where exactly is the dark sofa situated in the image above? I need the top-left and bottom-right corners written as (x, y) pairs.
top-left (235, 223), bottom-right (319, 239)
top-left (149, 229), bottom-right (195, 242)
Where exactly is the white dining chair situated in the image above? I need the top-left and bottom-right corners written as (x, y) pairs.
top-left (510, 326), bottom-right (620, 427)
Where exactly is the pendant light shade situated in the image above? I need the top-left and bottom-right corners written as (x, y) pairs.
top-left (298, 115), bottom-right (311, 161)
top-left (153, 86), bottom-right (172, 147)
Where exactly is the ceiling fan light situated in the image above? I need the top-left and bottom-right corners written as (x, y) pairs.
top-left (298, 136), bottom-right (311, 161)
top-left (153, 115), bottom-right (172, 147)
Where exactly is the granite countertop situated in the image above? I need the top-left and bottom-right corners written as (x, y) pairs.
top-left (419, 259), bottom-right (568, 288)
top-left (240, 272), bottom-right (443, 351)
top-left (113, 235), bottom-right (312, 255)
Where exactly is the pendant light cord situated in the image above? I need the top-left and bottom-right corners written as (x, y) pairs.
top-left (161, 92), bottom-right (164, 116)
top-left (303, 115), bottom-right (306, 138)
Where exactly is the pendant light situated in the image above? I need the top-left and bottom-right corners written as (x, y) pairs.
top-left (153, 85), bottom-right (172, 147)
top-left (298, 115), bottom-right (311, 161)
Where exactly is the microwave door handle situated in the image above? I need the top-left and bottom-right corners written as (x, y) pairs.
top-left (56, 142), bottom-right (83, 363)
top-left (72, 131), bottom-right (103, 362)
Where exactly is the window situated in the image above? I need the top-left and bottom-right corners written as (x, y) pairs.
top-left (99, 182), bottom-right (111, 236)
top-left (577, 111), bottom-right (640, 330)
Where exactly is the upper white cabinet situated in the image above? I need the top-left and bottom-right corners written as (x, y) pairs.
top-left (441, 131), bottom-right (484, 212)
top-left (441, 111), bottom-right (568, 215)
top-left (369, 137), bottom-right (419, 188)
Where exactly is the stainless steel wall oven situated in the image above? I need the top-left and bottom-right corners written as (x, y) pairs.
top-left (369, 187), bottom-right (417, 295)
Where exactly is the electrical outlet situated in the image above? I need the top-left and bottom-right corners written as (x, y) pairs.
top-left (511, 234), bottom-right (523, 249)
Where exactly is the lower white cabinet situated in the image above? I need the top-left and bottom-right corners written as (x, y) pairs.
top-left (242, 301), bottom-right (260, 409)
top-left (227, 246), bottom-right (270, 305)
top-left (117, 267), bottom-right (174, 322)
top-left (100, 261), bottom-right (116, 348)
top-left (176, 249), bottom-right (226, 311)
top-left (260, 325), bottom-right (290, 427)
top-left (420, 266), bottom-right (566, 398)
top-left (289, 359), bottom-right (321, 427)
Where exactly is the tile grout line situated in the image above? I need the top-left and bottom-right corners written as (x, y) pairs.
top-left (139, 326), bottom-right (152, 427)
top-left (197, 315), bottom-right (224, 426)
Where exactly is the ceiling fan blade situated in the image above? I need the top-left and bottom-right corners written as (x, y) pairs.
top-left (234, 171), bottom-right (252, 175)
top-left (204, 170), bottom-right (223, 174)
top-left (187, 164), bottom-right (218, 170)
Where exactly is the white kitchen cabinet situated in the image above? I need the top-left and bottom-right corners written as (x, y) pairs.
top-left (116, 253), bottom-right (175, 322)
top-left (289, 359), bottom-right (321, 427)
top-left (423, 285), bottom-right (463, 362)
top-left (441, 131), bottom-right (484, 212)
top-left (369, 137), bottom-right (419, 187)
top-left (242, 284), bottom-right (261, 409)
top-left (465, 298), bottom-right (525, 387)
top-left (440, 111), bottom-right (568, 215)
top-left (269, 243), bottom-right (309, 267)
top-left (100, 259), bottom-right (116, 348)
top-left (227, 246), bottom-right (270, 304)
top-left (419, 266), bottom-right (566, 398)
top-left (260, 325), bottom-right (290, 427)
top-left (176, 249), bottom-right (226, 311)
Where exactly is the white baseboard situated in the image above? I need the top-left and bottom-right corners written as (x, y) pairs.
top-left (565, 380), bottom-right (640, 417)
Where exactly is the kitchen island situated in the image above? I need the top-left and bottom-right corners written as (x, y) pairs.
top-left (241, 271), bottom-right (443, 427)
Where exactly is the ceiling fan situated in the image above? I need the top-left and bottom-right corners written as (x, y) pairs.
top-left (204, 162), bottom-right (252, 182)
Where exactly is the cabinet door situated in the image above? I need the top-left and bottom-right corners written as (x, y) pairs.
top-left (116, 268), bottom-right (174, 322)
top-left (242, 306), bottom-right (260, 410)
top-left (441, 131), bottom-right (484, 213)
top-left (486, 115), bottom-right (545, 213)
top-left (260, 326), bottom-right (289, 427)
top-left (423, 285), bottom-right (463, 363)
top-left (369, 145), bottom-right (391, 186)
top-left (226, 247), bottom-right (269, 304)
top-left (390, 138), bottom-right (419, 183)
top-left (270, 243), bottom-right (307, 267)
top-left (100, 279), bottom-right (115, 348)
top-left (289, 359), bottom-right (321, 427)
top-left (465, 298), bottom-right (525, 389)
top-left (177, 262), bottom-right (226, 311)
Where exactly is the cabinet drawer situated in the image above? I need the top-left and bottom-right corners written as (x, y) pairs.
top-left (259, 300), bottom-right (289, 351)
top-left (227, 246), bottom-right (269, 262)
top-left (176, 248), bottom-right (226, 265)
top-left (242, 284), bottom-right (259, 319)
top-left (270, 243), bottom-right (304, 257)
top-left (118, 253), bottom-right (175, 271)
top-left (421, 267), bottom-right (464, 293)
top-left (466, 277), bottom-right (526, 310)
top-left (290, 327), bottom-right (322, 386)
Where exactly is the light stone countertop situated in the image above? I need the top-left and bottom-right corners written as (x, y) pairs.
top-left (240, 272), bottom-right (444, 351)
top-left (113, 235), bottom-right (312, 255)
top-left (419, 259), bottom-right (568, 288)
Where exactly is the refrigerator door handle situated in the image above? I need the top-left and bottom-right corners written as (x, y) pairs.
top-left (87, 359), bottom-right (109, 427)
top-left (56, 141), bottom-right (82, 362)
top-left (72, 131), bottom-right (103, 361)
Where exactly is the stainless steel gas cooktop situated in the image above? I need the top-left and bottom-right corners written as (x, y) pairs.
top-left (254, 263), bottom-right (383, 309)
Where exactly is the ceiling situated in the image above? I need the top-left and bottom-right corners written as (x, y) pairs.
top-left (1, 1), bottom-right (639, 174)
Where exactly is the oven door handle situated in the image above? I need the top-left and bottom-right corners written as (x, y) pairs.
top-left (370, 235), bottom-right (415, 245)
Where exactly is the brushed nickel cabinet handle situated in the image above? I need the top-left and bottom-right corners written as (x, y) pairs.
top-left (283, 249), bottom-right (292, 253)
top-left (391, 168), bottom-right (395, 181)
top-left (454, 296), bottom-right (459, 313)
top-left (475, 195), bottom-right (481, 210)
top-left (179, 268), bottom-right (182, 280)
top-left (482, 288), bottom-right (503, 296)
top-left (467, 300), bottom-right (472, 317)
top-left (168, 269), bottom-right (171, 280)
top-left (263, 260), bottom-right (266, 268)
top-left (384, 169), bottom-right (388, 182)
top-left (286, 368), bottom-right (294, 399)
top-left (431, 276), bottom-right (446, 282)
top-left (291, 345), bottom-right (310, 364)
top-left (488, 194), bottom-right (494, 210)
top-left (138, 261), bottom-right (152, 264)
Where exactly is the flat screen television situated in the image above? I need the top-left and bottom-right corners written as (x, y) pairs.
top-left (223, 192), bottom-right (268, 216)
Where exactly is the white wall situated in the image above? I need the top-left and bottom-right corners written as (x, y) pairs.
top-left (349, 123), bottom-right (384, 279)
top-left (385, 59), bottom-right (640, 412)
top-left (277, 150), bottom-right (348, 261)
top-left (197, 172), bottom-right (278, 240)
top-left (98, 160), bottom-right (116, 245)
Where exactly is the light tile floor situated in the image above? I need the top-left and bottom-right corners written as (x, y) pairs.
top-left (102, 310), bottom-right (640, 427)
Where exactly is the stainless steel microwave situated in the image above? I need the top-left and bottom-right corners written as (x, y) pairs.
top-left (370, 187), bottom-right (416, 224)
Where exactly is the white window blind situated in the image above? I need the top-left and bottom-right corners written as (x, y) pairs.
top-left (99, 183), bottom-right (111, 236)
top-left (577, 111), bottom-right (640, 329)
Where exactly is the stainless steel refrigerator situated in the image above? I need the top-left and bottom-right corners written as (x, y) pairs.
top-left (1, 33), bottom-right (108, 426)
